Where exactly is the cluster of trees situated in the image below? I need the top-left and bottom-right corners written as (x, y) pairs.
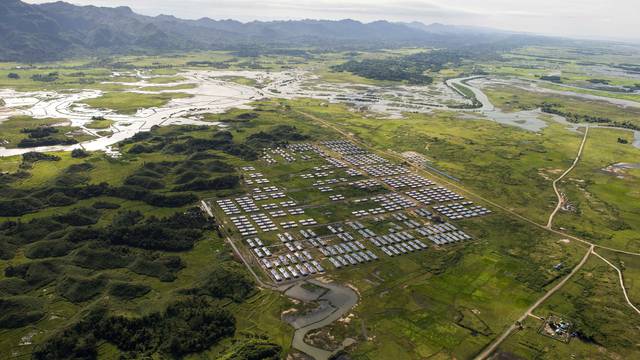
top-left (123, 124), bottom-right (309, 163)
top-left (540, 75), bottom-right (563, 83)
top-left (33, 297), bottom-right (236, 359)
top-left (332, 50), bottom-right (468, 84)
top-left (18, 137), bottom-right (77, 148)
top-left (0, 178), bottom-right (199, 216)
top-left (540, 102), bottom-right (639, 131)
top-left (7, 73), bottom-right (20, 79)
top-left (17, 126), bottom-right (78, 148)
top-left (30, 72), bottom-right (59, 82)
top-left (181, 266), bottom-right (255, 302)
top-left (186, 60), bottom-right (231, 69)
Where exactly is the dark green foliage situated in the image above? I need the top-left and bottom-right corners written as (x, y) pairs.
top-left (57, 275), bottom-right (108, 303)
top-left (107, 185), bottom-right (197, 207)
top-left (108, 223), bottom-right (200, 251)
top-left (22, 126), bottom-right (59, 138)
top-left (540, 102), bottom-right (640, 131)
top-left (25, 239), bottom-right (76, 259)
top-left (205, 159), bottom-right (234, 172)
top-left (173, 174), bottom-right (239, 192)
top-left (0, 236), bottom-right (17, 260)
top-left (112, 210), bottom-right (143, 227)
top-left (3, 217), bottom-right (66, 245)
top-left (540, 75), bottom-right (563, 83)
top-left (65, 227), bottom-right (104, 243)
top-left (0, 170), bottom-right (30, 185)
top-left (55, 207), bottom-right (101, 226)
top-left (5, 260), bottom-right (63, 289)
top-left (47, 192), bottom-right (76, 206)
top-left (32, 308), bottom-right (104, 360)
top-left (0, 196), bottom-right (44, 216)
top-left (107, 282), bottom-right (150, 300)
top-left (128, 256), bottom-right (184, 282)
top-left (96, 297), bottom-right (235, 357)
top-left (71, 148), bottom-right (89, 158)
top-left (18, 137), bottom-right (78, 148)
top-left (183, 266), bottom-right (255, 302)
top-left (0, 278), bottom-right (31, 296)
top-left (188, 151), bottom-right (222, 161)
top-left (105, 208), bottom-right (210, 251)
top-left (128, 144), bottom-right (154, 154)
top-left (244, 125), bottom-right (309, 149)
top-left (54, 172), bottom-right (90, 187)
top-left (31, 72), bottom-right (59, 82)
top-left (72, 247), bottom-right (133, 270)
top-left (91, 201), bottom-right (120, 209)
top-left (228, 340), bottom-right (282, 360)
top-left (22, 152), bottom-right (60, 163)
top-left (66, 163), bottom-right (95, 173)
top-left (332, 50), bottom-right (466, 84)
top-left (0, 296), bottom-right (45, 328)
top-left (7, 72), bottom-right (20, 79)
top-left (174, 171), bottom-right (208, 184)
top-left (617, 137), bottom-right (629, 144)
top-left (124, 175), bottom-right (165, 189)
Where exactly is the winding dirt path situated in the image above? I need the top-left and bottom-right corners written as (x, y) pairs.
top-left (592, 249), bottom-right (640, 315)
top-left (547, 126), bottom-right (590, 229)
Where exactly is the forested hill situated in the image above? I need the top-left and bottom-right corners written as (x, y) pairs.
top-left (1, 0), bottom-right (564, 62)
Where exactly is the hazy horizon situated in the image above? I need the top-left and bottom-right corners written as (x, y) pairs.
top-left (23, 0), bottom-right (640, 43)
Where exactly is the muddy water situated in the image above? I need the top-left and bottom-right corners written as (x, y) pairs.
top-left (284, 279), bottom-right (358, 360)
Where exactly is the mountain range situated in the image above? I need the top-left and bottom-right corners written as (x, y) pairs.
top-left (1, 0), bottom-right (563, 62)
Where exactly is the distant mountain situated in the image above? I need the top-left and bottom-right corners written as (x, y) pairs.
top-left (0, 0), bottom-right (564, 62)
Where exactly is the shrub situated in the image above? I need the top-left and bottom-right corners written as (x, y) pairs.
top-left (108, 282), bottom-right (150, 300)
top-left (57, 275), bottom-right (108, 303)
top-left (71, 148), bottom-right (89, 158)
top-left (25, 240), bottom-right (76, 259)
top-left (0, 296), bottom-right (45, 328)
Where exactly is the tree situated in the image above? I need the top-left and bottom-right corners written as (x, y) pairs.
top-left (7, 73), bottom-right (20, 79)
top-left (71, 149), bottom-right (89, 158)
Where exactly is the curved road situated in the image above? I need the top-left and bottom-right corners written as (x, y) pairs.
top-left (592, 249), bottom-right (640, 315)
top-left (547, 126), bottom-right (590, 228)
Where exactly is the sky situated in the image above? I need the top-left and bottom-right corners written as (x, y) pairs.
top-left (24, 0), bottom-right (640, 41)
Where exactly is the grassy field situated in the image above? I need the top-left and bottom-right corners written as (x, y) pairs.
top-left (496, 255), bottom-right (640, 359)
top-left (0, 115), bottom-right (95, 148)
top-left (85, 118), bottom-right (115, 129)
top-left (484, 84), bottom-right (640, 129)
top-left (80, 91), bottom-right (192, 114)
top-left (1, 45), bottom-right (639, 358)
top-left (288, 98), bottom-right (587, 225)
top-left (553, 128), bottom-right (640, 250)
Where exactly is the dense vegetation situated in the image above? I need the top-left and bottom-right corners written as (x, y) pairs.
top-left (33, 297), bottom-right (237, 359)
top-left (332, 50), bottom-right (468, 84)
top-left (540, 102), bottom-right (640, 130)
top-left (0, 110), bottom-right (311, 358)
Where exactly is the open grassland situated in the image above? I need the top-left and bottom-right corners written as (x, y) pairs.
top-left (331, 215), bottom-right (587, 359)
top-left (484, 84), bottom-right (640, 129)
top-left (0, 99), bottom-right (342, 358)
top-left (554, 128), bottom-right (640, 250)
top-left (597, 249), bottom-right (640, 305)
top-left (85, 118), bottom-right (115, 130)
top-left (0, 115), bottom-right (95, 148)
top-left (287, 98), bottom-right (585, 225)
top-left (80, 91), bottom-right (192, 115)
top-left (496, 255), bottom-right (640, 359)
